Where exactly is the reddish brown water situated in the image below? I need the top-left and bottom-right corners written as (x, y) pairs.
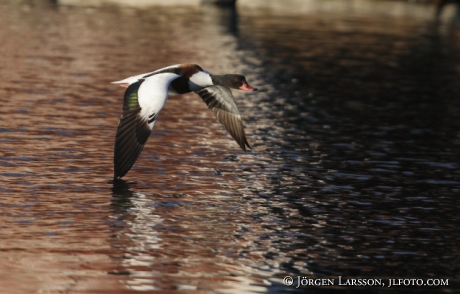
top-left (1, 0), bottom-right (459, 293)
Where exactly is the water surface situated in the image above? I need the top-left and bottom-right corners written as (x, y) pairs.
top-left (0, 0), bottom-right (459, 293)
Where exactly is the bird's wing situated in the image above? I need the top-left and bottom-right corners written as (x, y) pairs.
top-left (111, 64), bottom-right (181, 87)
top-left (195, 85), bottom-right (251, 151)
top-left (114, 72), bottom-right (180, 179)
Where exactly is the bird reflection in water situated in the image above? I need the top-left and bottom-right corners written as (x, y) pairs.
top-left (111, 179), bottom-right (136, 212)
top-left (109, 180), bottom-right (165, 290)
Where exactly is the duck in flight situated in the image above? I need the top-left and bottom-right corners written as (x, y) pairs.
top-left (112, 64), bottom-right (257, 179)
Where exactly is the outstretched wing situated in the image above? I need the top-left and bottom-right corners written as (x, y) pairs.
top-left (195, 85), bottom-right (251, 151)
top-left (114, 73), bottom-right (179, 179)
top-left (111, 64), bottom-right (181, 87)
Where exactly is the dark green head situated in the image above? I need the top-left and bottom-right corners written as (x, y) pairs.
top-left (211, 74), bottom-right (257, 91)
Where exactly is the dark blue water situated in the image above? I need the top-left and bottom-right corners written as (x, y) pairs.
top-left (0, 0), bottom-right (458, 293)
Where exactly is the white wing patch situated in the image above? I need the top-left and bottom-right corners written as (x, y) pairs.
top-left (111, 74), bottom-right (145, 86)
top-left (137, 72), bottom-right (180, 125)
top-left (111, 64), bottom-right (181, 87)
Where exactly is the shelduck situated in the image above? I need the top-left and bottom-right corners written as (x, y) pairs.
top-left (112, 63), bottom-right (257, 179)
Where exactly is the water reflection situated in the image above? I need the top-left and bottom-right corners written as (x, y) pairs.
top-left (110, 181), bottom-right (164, 291)
top-left (202, 3), bottom-right (238, 36)
top-left (235, 0), bottom-right (460, 284)
top-left (436, 0), bottom-right (460, 18)
top-left (110, 181), bottom-right (275, 293)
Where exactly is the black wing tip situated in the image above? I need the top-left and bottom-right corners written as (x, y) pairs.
top-left (114, 155), bottom-right (137, 180)
top-left (113, 174), bottom-right (123, 181)
top-left (239, 139), bottom-right (252, 152)
top-left (113, 168), bottom-right (127, 180)
top-left (113, 172), bottom-right (124, 180)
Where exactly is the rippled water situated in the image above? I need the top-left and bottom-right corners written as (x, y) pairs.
top-left (1, 0), bottom-right (459, 293)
